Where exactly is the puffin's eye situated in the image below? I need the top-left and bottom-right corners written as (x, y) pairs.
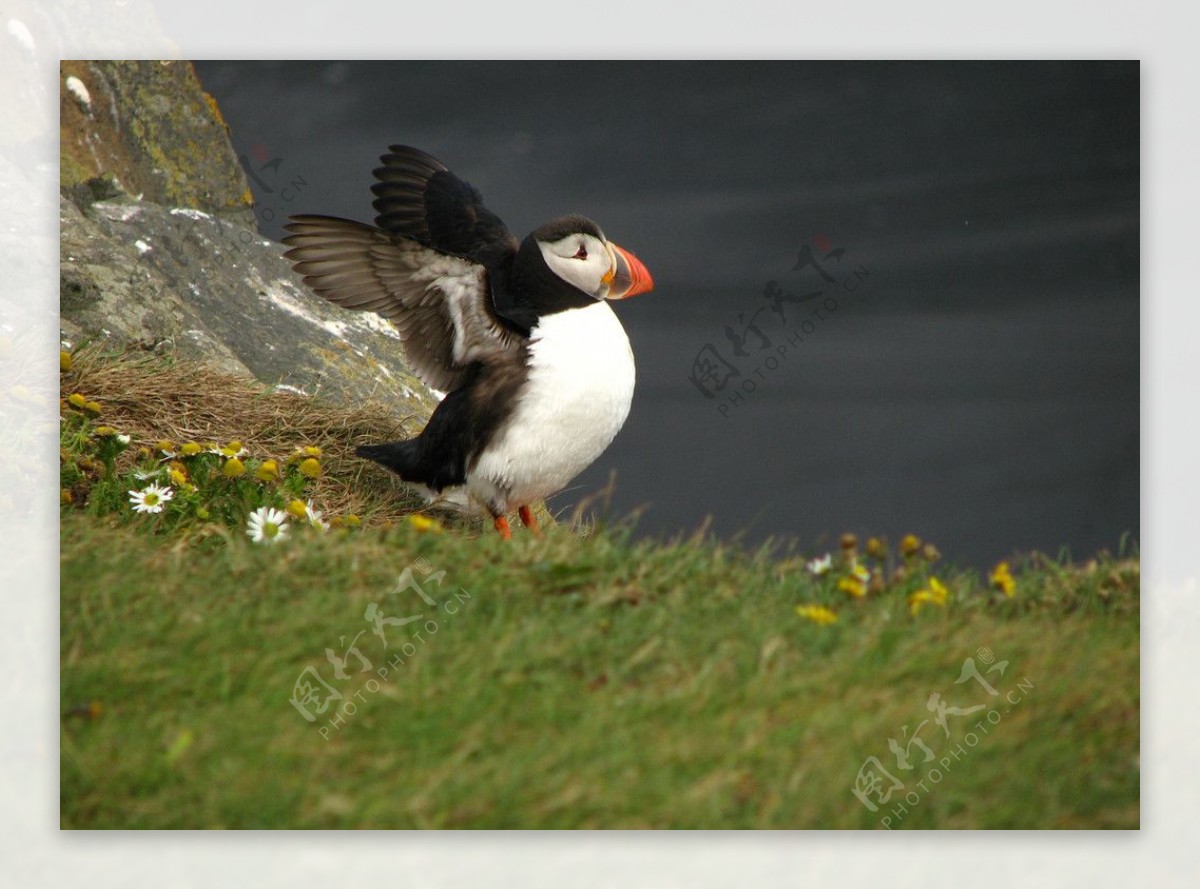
top-left (572, 244), bottom-right (588, 260)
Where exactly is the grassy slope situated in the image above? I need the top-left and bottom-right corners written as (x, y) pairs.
top-left (61, 512), bottom-right (1139, 829)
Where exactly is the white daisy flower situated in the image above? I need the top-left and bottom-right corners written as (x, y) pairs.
top-left (132, 466), bottom-right (167, 481)
top-left (806, 554), bottom-right (833, 576)
top-left (128, 483), bottom-right (173, 514)
top-left (305, 500), bottom-right (329, 531)
top-left (247, 506), bottom-right (288, 544)
top-left (116, 434), bottom-right (131, 445)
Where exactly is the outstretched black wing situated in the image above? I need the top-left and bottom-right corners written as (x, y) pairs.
top-left (282, 215), bottom-right (521, 394)
top-left (371, 145), bottom-right (518, 269)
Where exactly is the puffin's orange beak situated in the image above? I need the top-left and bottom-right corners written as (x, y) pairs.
top-left (604, 242), bottom-right (654, 300)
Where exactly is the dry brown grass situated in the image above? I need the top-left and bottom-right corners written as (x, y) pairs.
top-left (61, 347), bottom-right (461, 526)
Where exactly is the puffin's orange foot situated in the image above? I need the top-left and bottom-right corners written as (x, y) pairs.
top-left (518, 505), bottom-right (541, 536)
top-left (493, 514), bottom-right (512, 540)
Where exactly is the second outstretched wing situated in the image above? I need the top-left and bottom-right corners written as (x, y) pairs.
top-left (283, 214), bottom-right (522, 393)
top-left (371, 145), bottom-right (518, 269)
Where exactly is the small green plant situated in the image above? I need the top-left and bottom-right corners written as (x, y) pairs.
top-left (60, 391), bottom-right (356, 543)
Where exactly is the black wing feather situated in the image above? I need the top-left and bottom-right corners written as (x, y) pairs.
top-left (371, 145), bottom-right (518, 268)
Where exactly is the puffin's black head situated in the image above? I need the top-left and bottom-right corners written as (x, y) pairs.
top-left (510, 214), bottom-right (654, 316)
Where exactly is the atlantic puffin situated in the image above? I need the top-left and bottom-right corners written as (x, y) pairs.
top-left (282, 145), bottom-right (654, 538)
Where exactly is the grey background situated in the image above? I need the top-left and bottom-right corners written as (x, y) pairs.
top-left (193, 61), bottom-right (1139, 567)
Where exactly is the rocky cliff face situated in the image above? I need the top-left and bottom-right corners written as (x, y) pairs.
top-left (58, 60), bottom-right (436, 418)
top-left (60, 60), bottom-right (255, 219)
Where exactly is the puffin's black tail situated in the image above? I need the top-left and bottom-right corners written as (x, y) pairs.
top-left (357, 386), bottom-right (482, 492)
top-left (356, 438), bottom-right (466, 493)
top-left (356, 441), bottom-right (421, 480)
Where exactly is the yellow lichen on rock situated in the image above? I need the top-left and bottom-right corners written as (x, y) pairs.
top-left (59, 60), bottom-right (252, 217)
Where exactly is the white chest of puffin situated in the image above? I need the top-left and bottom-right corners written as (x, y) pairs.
top-left (283, 145), bottom-right (653, 538)
top-left (472, 299), bottom-right (636, 513)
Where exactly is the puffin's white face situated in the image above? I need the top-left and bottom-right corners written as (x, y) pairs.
top-left (537, 232), bottom-right (615, 300)
top-left (536, 227), bottom-right (655, 302)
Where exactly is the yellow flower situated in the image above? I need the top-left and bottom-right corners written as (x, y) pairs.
top-left (67, 393), bottom-right (88, 409)
top-left (908, 590), bottom-right (938, 615)
top-left (908, 577), bottom-right (948, 614)
top-left (60, 488), bottom-right (73, 505)
top-left (837, 576), bottom-right (866, 599)
top-left (343, 513), bottom-right (361, 528)
top-left (850, 560), bottom-right (871, 584)
top-left (298, 457), bottom-right (322, 478)
top-left (283, 498), bottom-right (330, 529)
top-left (156, 440), bottom-right (177, 455)
top-left (92, 425), bottom-right (117, 437)
top-left (900, 534), bottom-right (922, 558)
top-left (255, 459), bottom-right (280, 482)
top-left (196, 507), bottom-right (211, 520)
top-left (922, 543), bottom-right (941, 563)
top-left (180, 441), bottom-right (202, 457)
top-left (168, 468), bottom-right (187, 487)
top-left (865, 537), bottom-right (887, 560)
top-left (287, 445), bottom-right (323, 463)
top-left (928, 576), bottom-right (949, 603)
top-left (796, 604), bottom-right (838, 625)
top-left (85, 401), bottom-right (102, 413)
top-left (221, 456), bottom-right (246, 478)
top-left (408, 514), bottom-right (444, 534)
top-left (60, 351), bottom-right (73, 372)
top-left (990, 562), bottom-right (1016, 597)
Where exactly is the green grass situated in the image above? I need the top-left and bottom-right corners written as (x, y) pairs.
top-left (60, 511), bottom-right (1139, 829)
top-left (58, 350), bottom-right (1140, 829)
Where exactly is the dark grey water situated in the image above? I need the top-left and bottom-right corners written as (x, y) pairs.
top-left (194, 61), bottom-right (1139, 566)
